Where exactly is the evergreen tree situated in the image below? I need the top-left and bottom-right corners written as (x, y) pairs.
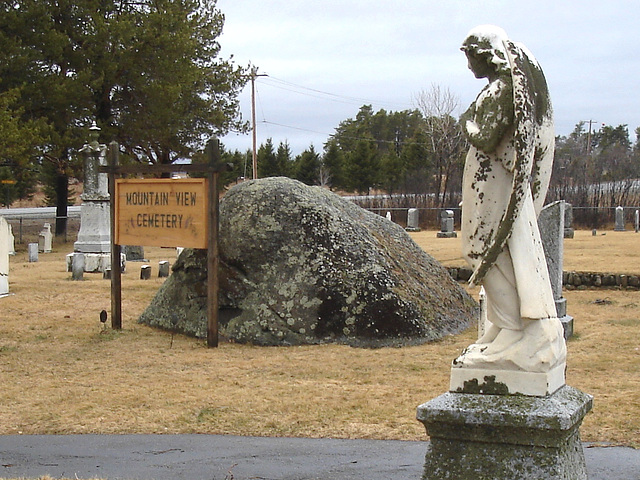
top-left (257, 138), bottom-right (278, 177)
top-left (322, 140), bottom-right (344, 190)
top-left (345, 138), bottom-right (379, 194)
top-left (275, 141), bottom-right (293, 177)
top-left (294, 145), bottom-right (321, 186)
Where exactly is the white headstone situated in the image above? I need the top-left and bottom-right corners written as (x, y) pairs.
top-left (38, 223), bottom-right (53, 253)
top-left (386, 211), bottom-right (392, 221)
top-left (614, 206), bottom-right (625, 231)
top-left (0, 217), bottom-right (10, 295)
top-left (28, 243), bottom-right (38, 262)
top-left (7, 222), bottom-right (15, 255)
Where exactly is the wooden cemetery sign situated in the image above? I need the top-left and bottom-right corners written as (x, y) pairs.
top-left (115, 178), bottom-right (208, 249)
top-left (100, 139), bottom-right (228, 347)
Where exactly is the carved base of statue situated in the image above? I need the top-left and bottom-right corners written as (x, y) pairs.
top-left (450, 316), bottom-right (567, 396)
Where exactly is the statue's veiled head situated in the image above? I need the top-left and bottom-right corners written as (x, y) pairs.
top-left (461, 25), bottom-right (510, 80)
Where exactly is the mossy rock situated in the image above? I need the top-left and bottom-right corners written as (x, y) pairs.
top-left (139, 177), bottom-right (477, 347)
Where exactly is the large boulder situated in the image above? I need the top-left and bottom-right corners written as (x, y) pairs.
top-left (139, 177), bottom-right (477, 347)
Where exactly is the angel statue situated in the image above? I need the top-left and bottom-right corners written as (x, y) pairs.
top-left (452, 25), bottom-right (566, 395)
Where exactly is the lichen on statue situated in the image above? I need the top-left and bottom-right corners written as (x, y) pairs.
top-left (452, 25), bottom-right (566, 392)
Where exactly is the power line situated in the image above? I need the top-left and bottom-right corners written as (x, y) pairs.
top-left (260, 75), bottom-right (414, 110)
top-left (260, 120), bottom-right (429, 148)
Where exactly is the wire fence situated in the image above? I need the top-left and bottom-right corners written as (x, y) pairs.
top-left (0, 209), bottom-right (81, 250)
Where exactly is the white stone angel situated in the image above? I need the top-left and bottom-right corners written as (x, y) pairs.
top-left (452, 25), bottom-right (566, 395)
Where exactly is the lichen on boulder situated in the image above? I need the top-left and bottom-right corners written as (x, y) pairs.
top-left (139, 177), bottom-right (477, 347)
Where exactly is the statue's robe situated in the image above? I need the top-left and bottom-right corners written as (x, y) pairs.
top-left (461, 40), bottom-right (557, 329)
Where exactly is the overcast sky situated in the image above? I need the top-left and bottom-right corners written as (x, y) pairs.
top-left (216, 0), bottom-right (640, 155)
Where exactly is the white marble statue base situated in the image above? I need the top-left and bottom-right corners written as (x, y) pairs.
top-left (450, 363), bottom-right (566, 397)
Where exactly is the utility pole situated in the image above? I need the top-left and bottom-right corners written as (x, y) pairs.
top-left (249, 68), bottom-right (268, 179)
top-left (585, 119), bottom-right (597, 155)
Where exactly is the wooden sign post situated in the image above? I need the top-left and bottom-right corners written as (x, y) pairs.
top-left (101, 138), bottom-right (228, 347)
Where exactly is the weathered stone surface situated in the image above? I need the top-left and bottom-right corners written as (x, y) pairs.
top-left (139, 177), bottom-right (477, 347)
top-left (417, 385), bottom-right (593, 480)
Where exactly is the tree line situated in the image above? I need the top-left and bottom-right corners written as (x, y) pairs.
top-left (223, 101), bottom-right (640, 229)
top-left (221, 86), bottom-right (468, 211)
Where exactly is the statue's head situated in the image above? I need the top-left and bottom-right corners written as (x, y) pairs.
top-left (461, 25), bottom-right (510, 80)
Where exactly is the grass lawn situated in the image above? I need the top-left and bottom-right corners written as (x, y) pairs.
top-left (0, 230), bottom-right (638, 448)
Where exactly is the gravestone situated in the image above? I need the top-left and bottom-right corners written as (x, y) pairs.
top-left (564, 202), bottom-right (574, 238)
top-left (38, 223), bottom-right (53, 253)
top-left (436, 210), bottom-right (457, 238)
top-left (140, 264), bottom-right (151, 280)
top-left (67, 123), bottom-right (125, 273)
top-left (7, 223), bottom-right (15, 255)
top-left (614, 206), bottom-right (625, 231)
top-left (0, 217), bottom-right (10, 295)
top-left (71, 253), bottom-right (84, 281)
top-left (28, 243), bottom-right (38, 262)
top-left (385, 211), bottom-right (392, 221)
top-left (405, 208), bottom-right (420, 232)
top-left (539, 201), bottom-right (573, 338)
top-left (123, 245), bottom-right (146, 262)
top-left (158, 260), bottom-right (170, 278)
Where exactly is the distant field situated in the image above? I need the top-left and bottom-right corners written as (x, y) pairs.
top-left (0, 231), bottom-right (638, 447)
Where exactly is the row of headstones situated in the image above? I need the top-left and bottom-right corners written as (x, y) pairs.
top-left (615, 206), bottom-right (640, 232)
top-left (388, 205), bottom-right (576, 239)
top-left (69, 246), bottom-right (176, 281)
top-left (385, 208), bottom-right (458, 235)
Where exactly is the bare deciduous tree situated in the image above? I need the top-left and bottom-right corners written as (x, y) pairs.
top-left (413, 84), bottom-right (467, 207)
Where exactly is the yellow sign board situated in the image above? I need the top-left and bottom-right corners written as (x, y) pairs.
top-left (115, 178), bottom-right (208, 249)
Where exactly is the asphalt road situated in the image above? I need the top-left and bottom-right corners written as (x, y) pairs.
top-left (0, 435), bottom-right (638, 480)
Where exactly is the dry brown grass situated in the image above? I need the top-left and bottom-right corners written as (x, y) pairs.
top-left (0, 231), bottom-right (638, 447)
top-left (411, 228), bottom-right (640, 274)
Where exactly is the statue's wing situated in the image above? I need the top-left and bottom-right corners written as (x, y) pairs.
top-left (468, 40), bottom-right (537, 286)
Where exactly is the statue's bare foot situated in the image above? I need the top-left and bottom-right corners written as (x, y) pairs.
top-left (477, 323), bottom-right (500, 344)
top-left (483, 328), bottom-right (524, 355)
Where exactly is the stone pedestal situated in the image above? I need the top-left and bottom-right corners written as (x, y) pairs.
top-left (417, 385), bottom-right (593, 480)
top-left (74, 202), bottom-right (111, 254)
